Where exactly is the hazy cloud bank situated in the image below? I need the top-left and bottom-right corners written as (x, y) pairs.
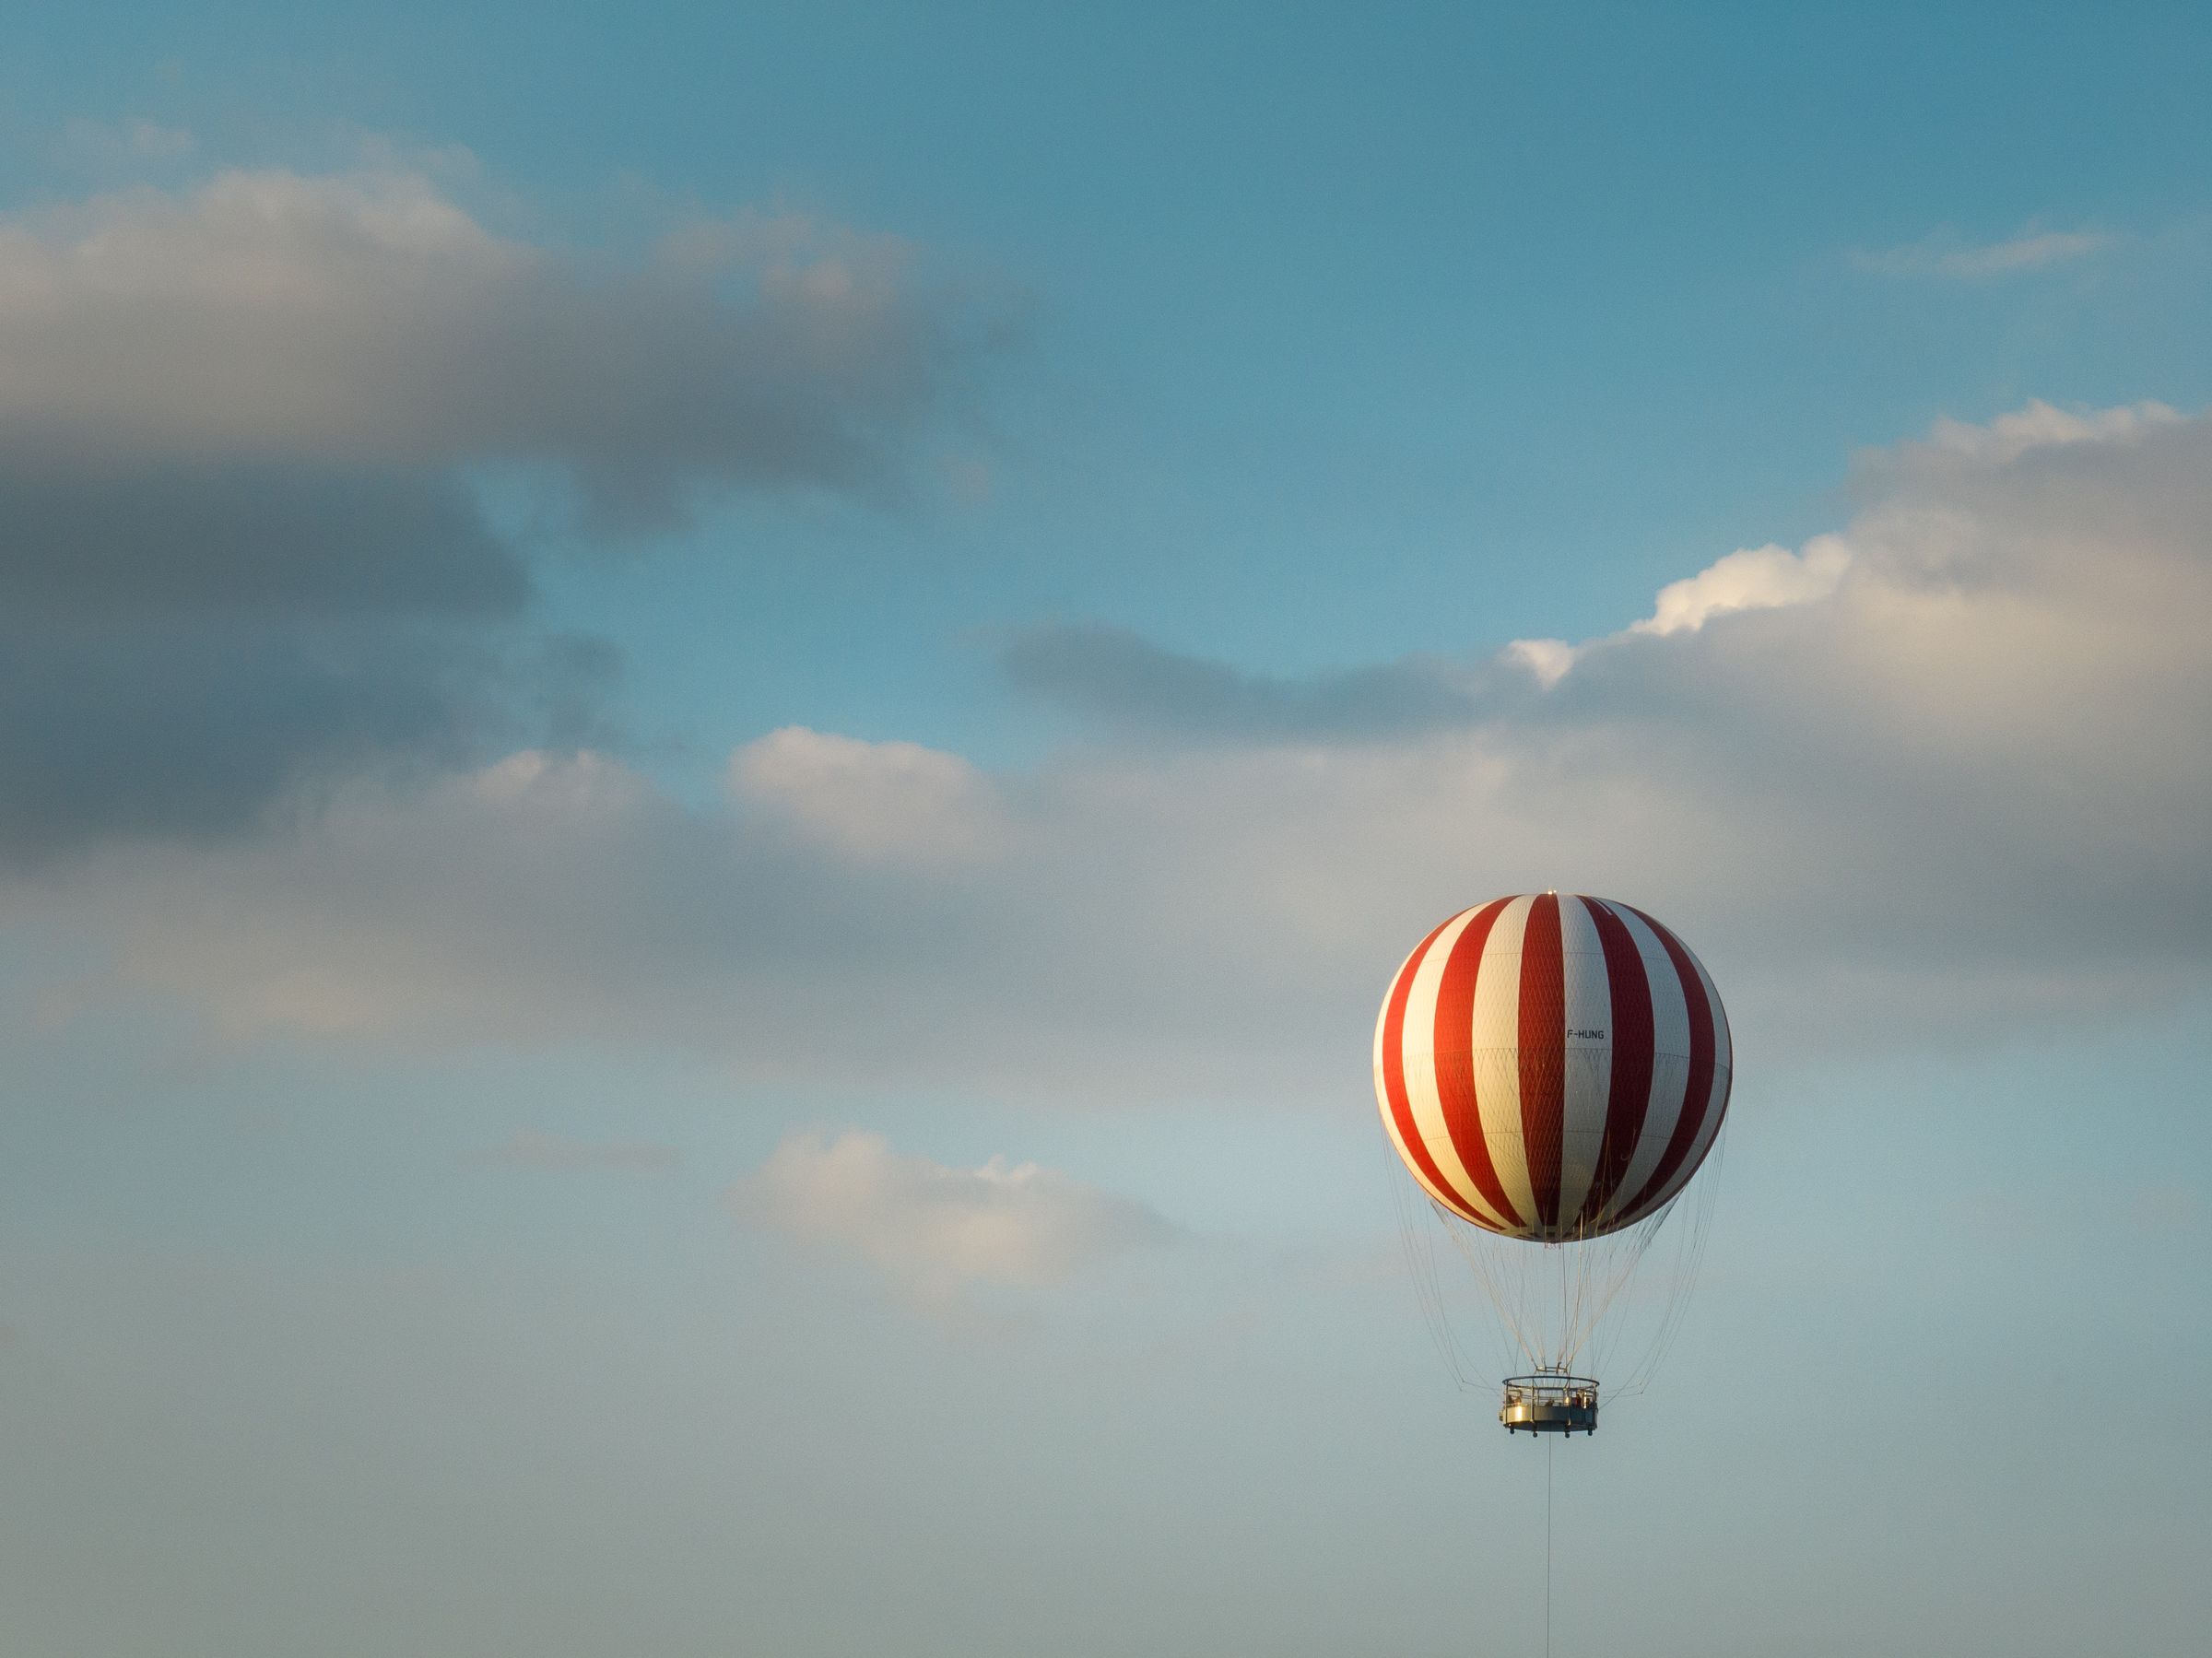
top-left (19, 401), bottom-right (2212, 1095)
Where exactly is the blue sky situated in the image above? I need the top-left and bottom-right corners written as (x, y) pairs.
top-left (10, 0), bottom-right (2211, 767)
top-left (1, 5), bottom-right (2208, 1653)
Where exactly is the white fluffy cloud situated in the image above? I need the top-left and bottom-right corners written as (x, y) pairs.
top-left (18, 400), bottom-right (2212, 1097)
top-left (730, 1131), bottom-right (1174, 1302)
top-left (1630, 536), bottom-right (1853, 638)
top-left (1509, 534), bottom-right (1852, 683)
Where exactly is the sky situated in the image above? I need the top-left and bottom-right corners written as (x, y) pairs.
top-left (0, 4), bottom-right (2208, 1653)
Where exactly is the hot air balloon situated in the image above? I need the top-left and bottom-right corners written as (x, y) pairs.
top-left (1373, 891), bottom-right (1731, 1435)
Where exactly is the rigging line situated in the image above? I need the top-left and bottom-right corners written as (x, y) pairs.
top-left (1559, 1271), bottom-right (1572, 1370)
top-left (1379, 1130), bottom-right (1478, 1389)
top-left (1394, 1165), bottom-right (1467, 1385)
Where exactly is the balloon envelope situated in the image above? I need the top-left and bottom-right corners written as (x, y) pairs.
top-left (1373, 892), bottom-right (1731, 1242)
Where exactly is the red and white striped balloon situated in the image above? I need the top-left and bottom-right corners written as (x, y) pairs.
top-left (1373, 893), bottom-right (1732, 1241)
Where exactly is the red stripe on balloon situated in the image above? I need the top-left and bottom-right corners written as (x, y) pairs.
top-left (1611, 906), bottom-right (1718, 1222)
top-left (1379, 915), bottom-right (1494, 1229)
top-left (1430, 897), bottom-right (1523, 1230)
top-left (1518, 893), bottom-right (1567, 1231)
top-left (1572, 897), bottom-right (1655, 1231)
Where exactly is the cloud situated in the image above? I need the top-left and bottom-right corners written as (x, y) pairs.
top-left (999, 622), bottom-right (1488, 740)
top-left (1006, 533), bottom-right (1855, 735)
top-left (16, 401), bottom-right (2212, 1090)
top-left (0, 464), bottom-right (527, 617)
top-left (1509, 535), bottom-right (1852, 684)
top-left (473, 1129), bottom-right (682, 1172)
top-left (730, 727), bottom-right (1006, 865)
top-left (0, 164), bottom-right (1003, 523)
top-left (0, 620), bottom-right (612, 863)
top-left (730, 1130), bottom-right (1175, 1302)
top-left (1909, 397), bottom-right (2183, 468)
top-left (0, 156), bottom-right (1006, 861)
top-left (1500, 636), bottom-right (1577, 690)
top-left (1629, 536), bottom-right (1853, 637)
top-left (1853, 223), bottom-right (2111, 279)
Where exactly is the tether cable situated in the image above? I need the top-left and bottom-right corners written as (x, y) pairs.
top-left (1546, 1435), bottom-right (1555, 1658)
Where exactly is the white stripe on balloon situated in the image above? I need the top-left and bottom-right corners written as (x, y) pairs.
top-left (1555, 894), bottom-right (1615, 1229)
top-left (1468, 893), bottom-right (1537, 1231)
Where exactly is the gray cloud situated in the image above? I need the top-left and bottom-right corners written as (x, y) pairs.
top-left (0, 159), bottom-right (1004, 860)
top-left (0, 165), bottom-right (1005, 527)
top-left (0, 619), bottom-right (614, 862)
top-left (0, 464), bottom-right (527, 618)
top-left (998, 623), bottom-right (1494, 741)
